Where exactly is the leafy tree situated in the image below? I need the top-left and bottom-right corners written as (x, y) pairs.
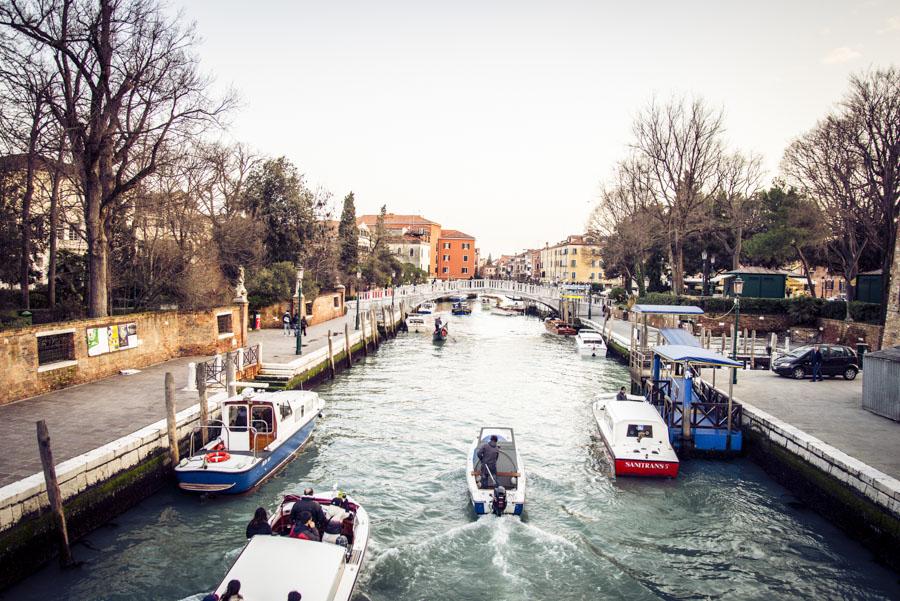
top-left (338, 192), bottom-right (359, 278)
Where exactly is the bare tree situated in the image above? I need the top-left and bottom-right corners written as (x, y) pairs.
top-left (631, 96), bottom-right (725, 293)
top-left (708, 151), bottom-right (765, 270)
top-left (0, 0), bottom-right (233, 317)
top-left (783, 115), bottom-right (879, 301)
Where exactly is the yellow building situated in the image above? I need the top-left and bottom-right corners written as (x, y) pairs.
top-left (539, 235), bottom-right (608, 285)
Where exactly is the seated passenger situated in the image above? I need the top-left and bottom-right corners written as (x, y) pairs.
top-left (290, 488), bottom-right (327, 532)
top-left (616, 387), bottom-right (627, 401)
top-left (245, 506), bottom-right (273, 538)
top-left (289, 511), bottom-right (320, 541)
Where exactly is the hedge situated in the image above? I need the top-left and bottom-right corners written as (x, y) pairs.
top-left (635, 293), bottom-right (883, 325)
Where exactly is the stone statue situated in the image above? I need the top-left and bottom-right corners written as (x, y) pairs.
top-left (234, 266), bottom-right (248, 302)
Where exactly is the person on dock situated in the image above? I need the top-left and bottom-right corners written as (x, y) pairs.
top-left (292, 313), bottom-right (300, 336)
top-left (290, 488), bottom-right (326, 533)
top-left (290, 510), bottom-right (321, 541)
top-left (811, 345), bottom-right (824, 382)
top-left (246, 506), bottom-right (273, 538)
top-left (221, 580), bottom-right (243, 601)
top-left (477, 435), bottom-right (500, 489)
top-left (283, 311), bottom-right (292, 335)
top-left (616, 387), bottom-right (627, 401)
top-left (300, 315), bottom-right (308, 336)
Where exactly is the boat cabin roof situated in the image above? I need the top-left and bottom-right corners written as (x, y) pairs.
top-left (632, 304), bottom-right (704, 315)
top-left (653, 344), bottom-right (742, 367)
top-left (217, 536), bottom-right (345, 601)
top-left (605, 399), bottom-right (665, 426)
top-left (579, 331), bottom-right (603, 339)
top-left (478, 426), bottom-right (515, 444)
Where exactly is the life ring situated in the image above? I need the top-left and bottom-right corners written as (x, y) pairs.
top-left (441, 327), bottom-right (448, 336)
top-left (206, 451), bottom-right (230, 463)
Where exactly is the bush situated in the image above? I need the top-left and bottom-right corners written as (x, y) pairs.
top-left (849, 301), bottom-right (882, 324)
top-left (609, 287), bottom-right (627, 303)
top-left (819, 301), bottom-right (848, 320)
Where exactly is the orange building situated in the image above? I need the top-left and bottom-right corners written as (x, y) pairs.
top-left (357, 214), bottom-right (442, 273)
top-left (436, 229), bottom-right (477, 279)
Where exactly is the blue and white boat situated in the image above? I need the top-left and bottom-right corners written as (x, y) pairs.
top-left (175, 390), bottom-right (324, 493)
top-left (466, 427), bottom-right (525, 516)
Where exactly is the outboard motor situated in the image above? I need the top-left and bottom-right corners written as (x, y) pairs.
top-left (491, 486), bottom-right (508, 516)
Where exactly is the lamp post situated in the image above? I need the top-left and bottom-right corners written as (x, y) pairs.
top-left (731, 276), bottom-right (743, 384)
top-left (355, 270), bottom-right (362, 330)
top-left (295, 267), bottom-right (304, 355)
top-left (701, 249), bottom-right (709, 296)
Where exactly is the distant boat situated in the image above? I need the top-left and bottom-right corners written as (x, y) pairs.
top-left (466, 427), bottom-right (525, 516)
top-left (451, 302), bottom-right (472, 315)
top-left (433, 320), bottom-right (449, 342)
top-left (591, 392), bottom-right (679, 478)
top-left (405, 314), bottom-right (435, 333)
top-left (544, 318), bottom-right (577, 336)
top-left (175, 390), bottom-right (323, 493)
top-left (576, 330), bottom-right (607, 357)
top-left (214, 491), bottom-right (370, 600)
top-left (490, 306), bottom-right (518, 317)
top-left (417, 302), bottom-right (436, 314)
top-left (447, 294), bottom-right (466, 303)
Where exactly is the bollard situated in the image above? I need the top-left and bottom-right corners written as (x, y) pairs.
top-left (226, 351), bottom-right (237, 397)
top-left (36, 420), bottom-right (74, 567)
top-left (197, 369), bottom-right (209, 446)
top-left (344, 322), bottom-right (352, 367)
top-left (327, 330), bottom-right (336, 379)
top-left (165, 372), bottom-right (179, 465)
top-left (361, 312), bottom-right (369, 356)
top-left (185, 362), bottom-right (197, 392)
top-left (750, 330), bottom-right (757, 369)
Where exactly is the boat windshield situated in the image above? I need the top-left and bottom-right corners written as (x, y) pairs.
top-left (626, 424), bottom-right (653, 438)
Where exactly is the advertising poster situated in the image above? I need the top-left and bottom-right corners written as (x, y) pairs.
top-left (86, 323), bottom-right (139, 356)
top-left (125, 323), bottom-right (138, 347)
top-left (118, 324), bottom-right (130, 349)
top-left (107, 325), bottom-right (120, 351)
top-left (86, 327), bottom-right (110, 356)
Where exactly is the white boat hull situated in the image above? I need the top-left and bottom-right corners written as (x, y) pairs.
top-left (592, 393), bottom-right (679, 478)
top-left (576, 334), bottom-right (607, 358)
top-left (466, 428), bottom-right (525, 516)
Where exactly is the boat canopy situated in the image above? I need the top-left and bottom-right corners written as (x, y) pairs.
top-left (653, 344), bottom-right (742, 367)
top-left (659, 328), bottom-right (701, 347)
top-left (631, 304), bottom-right (704, 315)
top-left (217, 536), bottom-right (345, 601)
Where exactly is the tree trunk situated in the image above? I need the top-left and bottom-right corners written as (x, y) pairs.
top-left (793, 244), bottom-right (817, 299)
top-left (19, 114), bottom-right (41, 309)
top-left (672, 235), bottom-right (685, 295)
top-left (85, 178), bottom-right (108, 317)
top-left (47, 140), bottom-right (65, 308)
top-left (733, 225), bottom-right (743, 270)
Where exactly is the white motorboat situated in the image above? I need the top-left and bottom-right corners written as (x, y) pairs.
top-left (405, 313), bottom-right (434, 333)
top-left (490, 306), bottom-right (518, 317)
top-left (466, 427), bottom-right (526, 516)
top-left (576, 330), bottom-right (607, 357)
top-left (591, 393), bottom-right (679, 478)
top-left (215, 491), bottom-right (369, 600)
top-left (416, 301), bottom-right (436, 314)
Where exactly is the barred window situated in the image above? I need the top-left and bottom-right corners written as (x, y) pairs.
top-left (37, 333), bottom-right (75, 366)
top-left (217, 314), bottom-right (233, 335)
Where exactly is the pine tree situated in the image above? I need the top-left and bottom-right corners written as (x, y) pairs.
top-left (338, 192), bottom-right (359, 276)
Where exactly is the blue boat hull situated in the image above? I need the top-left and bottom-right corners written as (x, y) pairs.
top-left (176, 416), bottom-right (318, 494)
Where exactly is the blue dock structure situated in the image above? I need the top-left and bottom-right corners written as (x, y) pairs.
top-left (627, 304), bottom-right (743, 453)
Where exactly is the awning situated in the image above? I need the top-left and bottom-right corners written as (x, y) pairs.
top-left (632, 304), bottom-right (704, 315)
top-left (653, 344), bottom-right (742, 367)
top-left (660, 328), bottom-right (701, 347)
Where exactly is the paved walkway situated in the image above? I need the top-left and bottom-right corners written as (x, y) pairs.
top-left (598, 316), bottom-right (900, 480)
top-left (252, 304), bottom-right (371, 365)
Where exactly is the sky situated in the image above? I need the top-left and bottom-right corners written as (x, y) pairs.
top-left (174, 0), bottom-right (900, 258)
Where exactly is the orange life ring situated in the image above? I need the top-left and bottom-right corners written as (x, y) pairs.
top-left (206, 451), bottom-right (230, 463)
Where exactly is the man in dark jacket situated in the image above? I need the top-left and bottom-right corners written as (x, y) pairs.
top-left (477, 435), bottom-right (500, 489)
top-left (811, 345), bottom-right (824, 382)
top-left (290, 488), bottom-right (327, 532)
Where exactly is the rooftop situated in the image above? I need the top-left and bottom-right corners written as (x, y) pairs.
top-left (356, 213), bottom-right (438, 227)
top-left (439, 229), bottom-right (475, 240)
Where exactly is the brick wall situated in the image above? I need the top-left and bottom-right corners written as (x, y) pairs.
top-left (817, 318), bottom-right (884, 351)
top-left (883, 233), bottom-right (900, 348)
top-left (254, 290), bottom-right (346, 329)
top-left (697, 313), bottom-right (793, 334)
top-left (0, 304), bottom-right (246, 405)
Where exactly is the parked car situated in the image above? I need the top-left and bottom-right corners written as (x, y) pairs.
top-left (772, 344), bottom-right (860, 380)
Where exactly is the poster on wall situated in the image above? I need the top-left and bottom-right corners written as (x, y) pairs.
top-left (86, 322), bottom-right (138, 357)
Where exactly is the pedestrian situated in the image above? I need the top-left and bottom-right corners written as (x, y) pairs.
top-left (288, 593), bottom-right (302, 601)
top-left (246, 506), bottom-right (273, 538)
top-left (300, 315), bottom-right (308, 336)
top-left (811, 345), bottom-right (824, 382)
top-left (292, 313), bottom-right (300, 337)
top-left (282, 311), bottom-right (292, 335)
top-left (616, 386), bottom-right (627, 401)
top-left (221, 580), bottom-right (243, 601)
top-left (476, 434), bottom-right (500, 489)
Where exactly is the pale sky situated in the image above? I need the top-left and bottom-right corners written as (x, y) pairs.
top-left (175, 0), bottom-right (899, 258)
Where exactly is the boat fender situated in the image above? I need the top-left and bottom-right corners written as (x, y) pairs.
top-left (205, 450), bottom-right (231, 463)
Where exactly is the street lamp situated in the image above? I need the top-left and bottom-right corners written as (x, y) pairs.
top-left (355, 270), bottom-right (362, 330)
top-left (701, 249), bottom-right (708, 296)
top-left (295, 267), bottom-right (304, 355)
top-left (731, 276), bottom-right (744, 384)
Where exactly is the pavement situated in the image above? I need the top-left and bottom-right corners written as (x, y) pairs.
top-left (599, 316), bottom-right (900, 480)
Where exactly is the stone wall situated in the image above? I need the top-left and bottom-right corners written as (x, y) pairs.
top-left (0, 304), bottom-right (247, 405)
top-left (817, 318), bottom-right (884, 351)
top-left (254, 290), bottom-right (346, 329)
top-left (883, 233), bottom-right (900, 348)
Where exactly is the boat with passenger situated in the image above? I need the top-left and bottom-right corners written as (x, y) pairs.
top-left (174, 390), bottom-right (324, 493)
top-left (451, 302), bottom-right (472, 316)
top-left (466, 427), bottom-right (525, 516)
top-left (214, 490), bottom-right (369, 600)
top-left (433, 317), bottom-right (449, 342)
top-left (576, 330), bottom-right (607, 357)
top-left (416, 301), bottom-right (436, 314)
top-left (544, 318), bottom-right (577, 336)
top-left (591, 392), bottom-right (679, 478)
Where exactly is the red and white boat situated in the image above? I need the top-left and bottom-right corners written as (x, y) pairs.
top-left (592, 392), bottom-right (679, 478)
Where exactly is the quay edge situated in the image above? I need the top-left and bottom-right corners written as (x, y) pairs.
top-left (0, 314), bottom-right (401, 591)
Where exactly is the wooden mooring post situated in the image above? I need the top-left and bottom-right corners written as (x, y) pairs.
top-left (327, 330), bottom-right (336, 378)
top-left (36, 420), bottom-right (74, 567)
top-left (361, 312), bottom-right (369, 356)
top-left (344, 323), bottom-right (352, 367)
top-left (165, 372), bottom-right (180, 466)
top-left (197, 369), bottom-right (209, 446)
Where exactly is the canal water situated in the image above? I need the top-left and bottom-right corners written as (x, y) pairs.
top-left (5, 303), bottom-right (900, 601)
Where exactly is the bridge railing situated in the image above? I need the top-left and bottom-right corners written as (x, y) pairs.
top-left (352, 279), bottom-right (563, 307)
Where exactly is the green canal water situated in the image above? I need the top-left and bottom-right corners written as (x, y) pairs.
top-left (4, 303), bottom-right (900, 600)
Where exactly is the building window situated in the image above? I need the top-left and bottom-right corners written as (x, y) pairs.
top-left (217, 313), bottom-right (233, 335)
top-left (333, 296), bottom-right (340, 308)
top-left (591, 260), bottom-right (596, 267)
top-left (305, 301), bottom-right (313, 315)
top-left (590, 272), bottom-right (595, 280)
top-left (572, 272), bottom-right (576, 279)
top-left (462, 267), bottom-right (469, 274)
top-left (443, 254), bottom-right (450, 261)
top-left (37, 332), bottom-right (75, 366)
top-left (572, 248), bottom-right (577, 255)
top-left (571, 260), bottom-right (576, 267)
top-left (443, 242), bottom-right (451, 249)
top-left (463, 255), bottom-right (468, 262)
top-left (442, 267), bottom-right (449, 273)
top-left (409, 249), bottom-right (414, 257)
